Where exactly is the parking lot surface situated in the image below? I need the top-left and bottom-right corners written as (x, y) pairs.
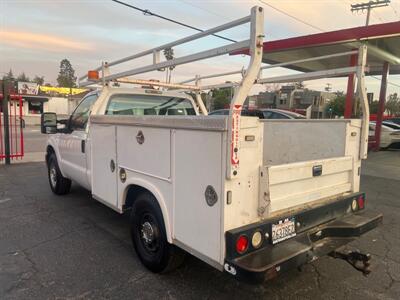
top-left (1, 151), bottom-right (399, 299)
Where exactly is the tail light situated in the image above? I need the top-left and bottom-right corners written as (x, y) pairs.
top-left (357, 195), bottom-right (365, 210)
top-left (236, 235), bottom-right (248, 254)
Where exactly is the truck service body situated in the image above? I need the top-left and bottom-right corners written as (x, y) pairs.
top-left (42, 6), bottom-right (382, 282)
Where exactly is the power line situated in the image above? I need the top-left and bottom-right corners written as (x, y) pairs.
top-left (372, 75), bottom-right (400, 88)
top-left (373, 10), bottom-right (385, 22)
top-left (257, 0), bottom-right (325, 32)
top-left (390, 2), bottom-right (400, 18)
top-left (110, 0), bottom-right (237, 43)
top-left (178, 0), bottom-right (278, 40)
top-left (178, 0), bottom-right (227, 19)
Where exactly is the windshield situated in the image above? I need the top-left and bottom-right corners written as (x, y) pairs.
top-left (106, 94), bottom-right (196, 116)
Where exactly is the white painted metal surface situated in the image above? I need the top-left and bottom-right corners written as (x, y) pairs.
top-left (264, 156), bottom-right (353, 214)
top-left (118, 126), bottom-right (171, 181)
top-left (173, 129), bottom-right (224, 265)
top-left (91, 124), bottom-right (118, 208)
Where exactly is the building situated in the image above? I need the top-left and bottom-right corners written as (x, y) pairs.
top-left (250, 86), bottom-right (336, 118)
top-left (14, 82), bottom-right (90, 125)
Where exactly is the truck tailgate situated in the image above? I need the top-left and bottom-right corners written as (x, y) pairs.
top-left (260, 156), bottom-right (353, 214)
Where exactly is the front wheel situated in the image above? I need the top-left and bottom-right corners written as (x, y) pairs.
top-left (47, 153), bottom-right (71, 195)
top-left (130, 192), bottom-right (185, 273)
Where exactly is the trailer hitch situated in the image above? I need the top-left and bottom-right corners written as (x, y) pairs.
top-left (329, 249), bottom-right (371, 275)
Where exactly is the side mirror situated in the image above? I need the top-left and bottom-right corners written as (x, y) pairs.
top-left (41, 112), bottom-right (57, 134)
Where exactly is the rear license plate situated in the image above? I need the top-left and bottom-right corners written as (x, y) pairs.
top-left (271, 217), bottom-right (296, 244)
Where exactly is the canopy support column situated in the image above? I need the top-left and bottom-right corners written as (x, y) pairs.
top-left (374, 62), bottom-right (390, 151)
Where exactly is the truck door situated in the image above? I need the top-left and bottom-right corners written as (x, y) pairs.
top-left (58, 94), bottom-right (98, 189)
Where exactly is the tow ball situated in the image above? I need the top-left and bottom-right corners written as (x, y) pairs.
top-left (329, 249), bottom-right (372, 275)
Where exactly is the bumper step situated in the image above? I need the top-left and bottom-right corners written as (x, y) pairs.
top-left (226, 210), bottom-right (382, 283)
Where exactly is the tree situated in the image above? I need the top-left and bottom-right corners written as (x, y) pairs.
top-left (32, 75), bottom-right (45, 85)
top-left (17, 72), bottom-right (30, 82)
top-left (370, 100), bottom-right (379, 114)
top-left (335, 90), bottom-right (344, 97)
top-left (211, 87), bottom-right (232, 110)
top-left (57, 59), bottom-right (77, 88)
top-left (2, 69), bottom-right (14, 81)
top-left (326, 95), bottom-right (345, 117)
top-left (386, 93), bottom-right (400, 116)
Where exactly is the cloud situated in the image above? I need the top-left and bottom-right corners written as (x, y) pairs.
top-left (0, 30), bottom-right (93, 52)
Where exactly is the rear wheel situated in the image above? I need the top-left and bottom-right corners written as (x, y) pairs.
top-left (130, 192), bottom-right (185, 273)
top-left (47, 153), bottom-right (71, 195)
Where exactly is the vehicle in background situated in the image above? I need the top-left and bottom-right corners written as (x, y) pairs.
top-left (209, 108), bottom-right (306, 119)
top-left (385, 118), bottom-right (400, 126)
top-left (381, 121), bottom-right (400, 130)
top-left (369, 121), bottom-right (400, 149)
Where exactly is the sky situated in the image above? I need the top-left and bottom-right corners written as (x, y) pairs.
top-left (1, 0), bottom-right (400, 98)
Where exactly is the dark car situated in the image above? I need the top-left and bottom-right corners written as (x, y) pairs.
top-left (386, 118), bottom-right (400, 125)
top-left (382, 121), bottom-right (400, 130)
top-left (209, 108), bottom-right (306, 119)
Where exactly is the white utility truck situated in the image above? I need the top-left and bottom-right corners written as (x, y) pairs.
top-left (41, 6), bottom-right (381, 282)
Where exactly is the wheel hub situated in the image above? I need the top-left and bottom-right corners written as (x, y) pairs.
top-left (50, 165), bottom-right (57, 187)
top-left (141, 221), bottom-right (154, 245)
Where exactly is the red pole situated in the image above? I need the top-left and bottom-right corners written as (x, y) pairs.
top-left (344, 53), bottom-right (358, 118)
top-left (374, 62), bottom-right (390, 151)
top-left (14, 99), bottom-right (17, 158)
top-left (9, 101), bottom-right (13, 158)
top-left (0, 92), bottom-right (3, 160)
top-left (19, 96), bottom-right (24, 157)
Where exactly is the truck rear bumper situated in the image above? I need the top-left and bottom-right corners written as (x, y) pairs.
top-left (224, 196), bottom-right (382, 283)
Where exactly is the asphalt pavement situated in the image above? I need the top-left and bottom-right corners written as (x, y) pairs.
top-left (0, 151), bottom-right (399, 299)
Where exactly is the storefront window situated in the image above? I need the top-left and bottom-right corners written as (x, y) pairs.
top-left (28, 101), bottom-right (43, 114)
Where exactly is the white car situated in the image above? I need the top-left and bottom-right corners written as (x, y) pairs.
top-left (369, 122), bottom-right (400, 148)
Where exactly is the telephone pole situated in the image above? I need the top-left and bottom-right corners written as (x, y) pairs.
top-left (351, 0), bottom-right (391, 26)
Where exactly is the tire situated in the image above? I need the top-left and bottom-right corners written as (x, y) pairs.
top-left (47, 153), bottom-right (71, 195)
top-left (130, 192), bottom-right (185, 273)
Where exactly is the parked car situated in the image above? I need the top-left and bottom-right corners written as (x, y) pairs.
top-left (386, 118), bottom-right (400, 125)
top-left (382, 121), bottom-right (400, 130)
top-left (369, 121), bottom-right (400, 149)
top-left (209, 108), bottom-right (306, 119)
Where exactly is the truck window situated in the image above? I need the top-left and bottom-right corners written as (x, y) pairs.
top-left (70, 94), bottom-right (98, 131)
top-left (105, 94), bottom-right (196, 116)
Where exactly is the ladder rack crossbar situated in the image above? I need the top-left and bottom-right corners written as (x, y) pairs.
top-left (180, 50), bottom-right (359, 84)
top-left (80, 40), bottom-right (250, 87)
top-left (79, 15), bottom-right (251, 82)
top-left (198, 66), bottom-right (358, 90)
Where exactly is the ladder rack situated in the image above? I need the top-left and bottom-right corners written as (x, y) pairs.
top-left (79, 6), bottom-right (370, 174)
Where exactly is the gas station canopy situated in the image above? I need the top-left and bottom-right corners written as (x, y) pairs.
top-left (236, 21), bottom-right (400, 75)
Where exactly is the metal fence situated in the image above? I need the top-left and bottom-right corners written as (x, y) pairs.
top-left (1, 81), bottom-right (25, 163)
